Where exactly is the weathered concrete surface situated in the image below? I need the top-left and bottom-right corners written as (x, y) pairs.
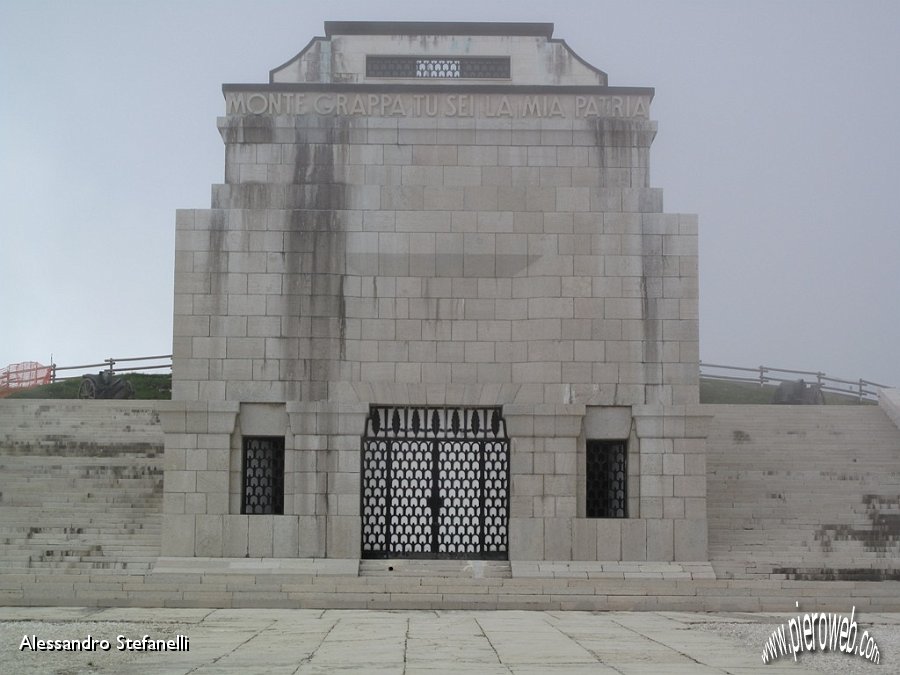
top-left (7, 607), bottom-right (897, 674)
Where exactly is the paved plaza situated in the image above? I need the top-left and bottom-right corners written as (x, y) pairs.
top-left (1, 607), bottom-right (894, 674)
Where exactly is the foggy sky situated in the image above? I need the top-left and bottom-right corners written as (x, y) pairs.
top-left (2, 0), bottom-right (898, 387)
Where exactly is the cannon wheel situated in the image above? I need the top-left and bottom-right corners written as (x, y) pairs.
top-left (78, 378), bottom-right (96, 399)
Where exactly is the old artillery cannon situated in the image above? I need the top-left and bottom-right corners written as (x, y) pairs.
top-left (771, 379), bottom-right (825, 405)
top-left (77, 371), bottom-right (135, 399)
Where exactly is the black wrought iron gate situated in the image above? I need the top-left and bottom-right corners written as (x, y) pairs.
top-left (361, 405), bottom-right (509, 559)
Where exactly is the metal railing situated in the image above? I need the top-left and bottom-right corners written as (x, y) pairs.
top-left (3, 352), bottom-right (893, 403)
top-left (699, 362), bottom-right (890, 402)
top-left (50, 355), bottom-right (173, 382)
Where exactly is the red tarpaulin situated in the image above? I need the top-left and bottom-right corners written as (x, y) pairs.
top-left (0, 362), bottom-right (52, 397)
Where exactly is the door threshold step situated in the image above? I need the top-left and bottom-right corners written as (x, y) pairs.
top-left (359, 559), bottom-right (512, 578)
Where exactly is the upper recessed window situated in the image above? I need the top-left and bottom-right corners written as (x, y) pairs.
top-left (367, 56), bottom-right (510, 79)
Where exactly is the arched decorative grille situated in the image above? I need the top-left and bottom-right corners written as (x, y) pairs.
top-left (361, 406), bottom-right (509, 559)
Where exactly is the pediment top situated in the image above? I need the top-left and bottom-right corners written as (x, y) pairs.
top-left (268, 21), bottom-right (608, 87)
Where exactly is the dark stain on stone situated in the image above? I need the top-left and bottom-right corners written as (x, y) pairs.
top-left (815, 494), bottom-right (900, 555)
top-left (544, 47), bottom-right (572, 84)
top-left (591, 117), bottom-right (664, 404)
top-left (592, 117), bottom-right (644, 151)
top-left (639, 276), bottom-right (661, 402)
top-left (732, 430), bottom-right (751, 444)
top-left (304, 41), bottom-right (323, 82)
top-left (338, 275), bottom-right (346, 359)
top-left (285, 116), bottom-right (348, 400)
top-left (208, 210), bottom-right (228, 314)
top-left (292, 143), bottom-right (334, 185)
top-left (592, 119), bottom-right (608, 186)
top-left (773, 567), bottom-right (900, 582)
top-left (221, 116), bottom-right (243, 144)
top-left (241, 114), bottom-right (275, 144)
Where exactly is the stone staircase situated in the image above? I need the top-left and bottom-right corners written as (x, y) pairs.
top-left (359, 559), bottom-right (512, 578)
top-left (705, 405), bottom-right (900, 580)
top-left (0, 401), bottom-right (164, 573)
top-left (2, 399), bottom-right (900, 610)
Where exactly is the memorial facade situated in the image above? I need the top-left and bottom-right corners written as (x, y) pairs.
top-left (161, 21), bottom-right (709, 564)
top-left (4, 20), bottom-right (898, 612)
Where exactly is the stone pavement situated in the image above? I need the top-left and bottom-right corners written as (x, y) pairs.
top-left (3, 607), bottom-right (887, 674)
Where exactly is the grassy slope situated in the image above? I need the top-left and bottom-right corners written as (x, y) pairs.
top-left (5, 373), bottom-right (172, 400)
top-left (699, 378), bottom-right (874, 405)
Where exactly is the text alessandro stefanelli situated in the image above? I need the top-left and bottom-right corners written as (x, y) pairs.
top-left (20, 634), bottom-right (189, 652)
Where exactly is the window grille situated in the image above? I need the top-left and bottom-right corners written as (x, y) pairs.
top-left (586, 440), bottom-right (628, 518)
top-left (366, 56), bottom-right (510, 79)
top-left (241, 436), bottom-right (285, 515)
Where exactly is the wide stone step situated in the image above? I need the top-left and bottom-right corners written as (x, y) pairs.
top-left (359, 559), bottom-right (512, 578)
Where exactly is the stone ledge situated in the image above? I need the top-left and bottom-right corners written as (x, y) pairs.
top-left (4, 568), bottom-right (900, 611)
top-left (511, 560), bottom-right (716, 580)
top-left (150, 557), bottom-right (359, 576)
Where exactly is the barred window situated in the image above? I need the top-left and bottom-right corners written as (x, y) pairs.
top-left (366, 56), bottom-right (510, 79)
top-left (586, 440), bottom-right (628, 518)
top-left (241, 436), bottom-right (284, 515)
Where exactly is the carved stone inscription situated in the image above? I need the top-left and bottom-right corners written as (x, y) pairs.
top-left (225, 92), bottom-right (650, 119)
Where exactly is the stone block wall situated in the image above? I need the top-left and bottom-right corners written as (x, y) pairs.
top-left (505, 404), bottom-right (709, 562)
top-left (160, 399), bottom-right (709, 561)
top-left (160, 400), bottom-right (367, 559)
top-left (172, 110), bottom-right (699, 407)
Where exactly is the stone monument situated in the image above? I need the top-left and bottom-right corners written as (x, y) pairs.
top-left (161, 21), bottom-right (709, 565)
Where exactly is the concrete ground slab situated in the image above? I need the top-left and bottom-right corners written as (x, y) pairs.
top-left (2, 607), bottom-right (891, 674)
